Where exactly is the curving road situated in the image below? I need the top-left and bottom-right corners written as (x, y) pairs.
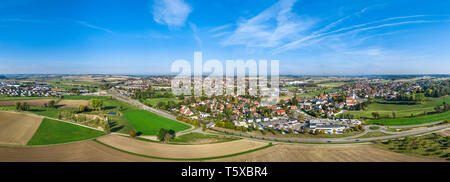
top-left (207, 124), bottom-right (449, 144)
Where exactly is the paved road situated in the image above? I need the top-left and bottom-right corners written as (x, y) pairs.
top-left (107, 89), bottom-right (196, 136)
top-left (207, 123), bottom-right (449, 144)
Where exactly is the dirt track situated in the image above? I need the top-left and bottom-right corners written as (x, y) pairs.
top-left (212, 144), bottom-right (446, 162)
top-left (0, 111), bottom-right (43, 145)
top-left (438, 129), bottom-right (450, 137)
top-left (97, 135), bottom-right (268, 159)
top-left (0, 140), bottom-right (163, 162)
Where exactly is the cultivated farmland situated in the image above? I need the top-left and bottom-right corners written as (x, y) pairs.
top-left (0, 111), bottom-right (43, 145)
top-left (212, 144), bottom-right (445, 162)
top-left (0, 139), bottom-right (162, 162)
top-left (57, 99), bottom-right (90, 108)
top-left (0, 99), bottom-right (55, 107)
top-left (97, 135), bottom-right (268, 159)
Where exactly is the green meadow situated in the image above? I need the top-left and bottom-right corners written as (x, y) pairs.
top-left (344, 96), bottom-right (450, 119)
top-left (27, 118), bottom-right (104, 145)
top-left (366, 111), bottom-right (450, 126)
top-left (122, 110), bottom-right (190, 136)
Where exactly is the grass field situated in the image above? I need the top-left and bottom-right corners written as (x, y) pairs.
top-left (48, 79), bottom-right (101, 90)
top-left (170, 132), bottom-right (237, 144)
top-left (374, 133), bottom-right (449, 160)
top-left (344, 96), bottom-right (450, 119)
top-left (143, 98), bottom-right (181, 107)
top-left (366, 111), bottom-right (450, 126)
top-left (122, 110), bottom-right (190, 136)
top-left (317, 82), bottom-right (348, 87)
top-left (27, 118), bottom-right (104, 145)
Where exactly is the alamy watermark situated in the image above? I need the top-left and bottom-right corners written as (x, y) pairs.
top-left (171, 52), bottom-right (279, 106)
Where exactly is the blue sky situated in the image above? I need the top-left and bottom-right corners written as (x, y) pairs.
top-left (0, 0), bottom-right (449, 75)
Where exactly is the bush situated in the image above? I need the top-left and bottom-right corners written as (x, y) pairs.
top-left (130, 129), bottom-right (137, 138)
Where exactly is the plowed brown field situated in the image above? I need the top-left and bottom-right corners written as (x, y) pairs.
top-left (0, 111), bottom-right (43, 145)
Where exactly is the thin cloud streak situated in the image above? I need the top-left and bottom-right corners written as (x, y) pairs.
top-left (222, 0), bottom-right (314, 48)
top-left (273, 15), bottom-right (448, 54)
top-left (74, 20), bottom-right (113, 33)
top-left (209, 24), bottom-right (232, 32)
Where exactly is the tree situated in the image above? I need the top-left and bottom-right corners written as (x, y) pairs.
top-left (298, 114), bottom-right (304, 122)
top-left (103, 121), bottom-right (111, 134)
top-left (157, 128), bottom-right (175, 142)
top-left (20, 102), bottom-right (30, 111)
top-left (48, 100), bottom-right (56, 108)
top-left (129, 130), bottom-right (137, 138)
top-left (435, 106), bottom-right (442, 113)
top-left (371, 112), bottom-right (380, 119)
top-left (291, 94), bottom-right (299, 105)
top-left (79, 105), bottom-right (88, 112)
top-left (15, 102), bottom-right (22, 111)
top-left (157, 128), bottom-right (169, 142)
top-left (91, 99), bottom-right (104, 111)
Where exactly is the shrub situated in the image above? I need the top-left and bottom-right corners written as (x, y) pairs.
top-left (130, 130), bottom-right (137, 138)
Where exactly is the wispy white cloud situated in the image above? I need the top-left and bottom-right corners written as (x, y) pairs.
top-left (273, 15), bottom-right (449, 54)
top-left (74, 20), bottom-right (113, 33)
top-left (189, 22), bottom-right (202, 49)
top-left (0, 18), bottom-right (114, 33)
top-left (152, 0), bottom-right (192, 28)
top-left (209, 24), bottom-right (232, 32)
top-left (222, 0), bottom-right (314, 48)
top-left (212, 31), bottom-right (232, 38)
